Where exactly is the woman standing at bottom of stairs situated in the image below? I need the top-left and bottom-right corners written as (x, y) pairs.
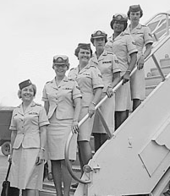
top-left (42, 55), bottom-right (82, 196)
top-left (126, 4), bottom-right (153, 111)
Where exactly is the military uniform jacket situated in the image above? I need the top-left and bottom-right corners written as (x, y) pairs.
top-left (89, 50), bottom-right (121, 92)
top-left (105, 32), bottom-right (138, 74)
top-left (42, 76), bottom-right (82, 120)
top-left (126, 23), bottom-right (153, 55)
top-left (68, 63), bottom-right (104, 107)
top-left (10, 101), bottom-right (49, 149)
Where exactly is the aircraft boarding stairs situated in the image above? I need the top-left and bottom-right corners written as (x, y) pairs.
top-left (42, 12), bottom-right (170, 196)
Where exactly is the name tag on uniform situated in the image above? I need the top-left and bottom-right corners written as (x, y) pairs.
top-left (102, 61), bottom-right (112, 64)
top-left (28, 112), bottom-right (38, 115)
top-left (63, 88), bottom-right (72, 90)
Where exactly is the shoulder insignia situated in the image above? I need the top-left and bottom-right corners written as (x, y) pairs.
top-left (132, 41), bottom-right (136, 45)
top-left (76, 86), bottom-right (80, 90)
top-left (90, 60), bottom-right (98, 65)
top-left (70, 67), bottom-right (75, 71)
top-left (122, 32), bottom-right (130, 36)
top-left (148, 33), bottom-right (153, 37)
top-left (107, 51), bottom-right (113, 55)
top-left (98, 74), bottom-right (102, 78)
top-left (46, 81), bottom-right (52, 84)
top-left (90, 64), bottom-right (97, 69)
top-left (114, 59), bottom-right (119, 64)
top-left (35, 103), bottom-right (42, 107)
top-left (68, 78), bottom-right (74, 81)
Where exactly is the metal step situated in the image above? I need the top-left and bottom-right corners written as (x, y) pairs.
top-left (145, 85), bottom-right (157, 96)
top-left (150, 66), bottom-right (170, 76)
top-left (42, 166), bottom-right (81, 194)
top-left (145, 75), bottom-right (164, 86)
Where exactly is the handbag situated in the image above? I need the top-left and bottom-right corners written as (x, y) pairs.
top-left (1, 162), bottom-right (20, 196)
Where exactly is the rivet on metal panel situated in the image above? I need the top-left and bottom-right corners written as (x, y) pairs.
top-left (128, 137), bottom-right (133, 148)
top-left (83, 165), bottom-right (93, 173)
top-left (93, 165), bottom-right (101, 173)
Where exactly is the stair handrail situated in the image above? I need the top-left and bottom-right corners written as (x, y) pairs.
top-left (147, 34), bottom-right (170, 81)
top-left (65, 22), bottom-right (170, 185)
top-left (145, 12), bottom-right (170, 29)
top-left (145, 13), bottom-right (170, 40)
top-left (64, 78), bottom-right (124, 184)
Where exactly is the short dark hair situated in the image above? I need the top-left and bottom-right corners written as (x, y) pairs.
top-left (74, 43), bottom-right (93, 57)
top-left (110, 14), bottom-right (128, 31)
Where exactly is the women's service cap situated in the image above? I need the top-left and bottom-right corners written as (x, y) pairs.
top-left (112, 13), bottom-right (127, 22)
top-left (110, 13), bottom-right (128, 30)
top-left (90, 30), bottom-right (107, 43)
top-left (91, 30), bottom-right (107, 39)
top-left (128, 5), bottom-right (142, 12)
top-left (19, 79), bottom-right (32, 90)
top-left (53, 55), bottom-right (69, 65)
top-left (127, 5), bottom-right (143, 18)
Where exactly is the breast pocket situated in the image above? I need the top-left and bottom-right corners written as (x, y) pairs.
top-left (28, 112), bottom-right (39, 125)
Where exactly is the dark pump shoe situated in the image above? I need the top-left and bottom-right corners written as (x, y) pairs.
top-left (71, 183), bottom-right (78, 188)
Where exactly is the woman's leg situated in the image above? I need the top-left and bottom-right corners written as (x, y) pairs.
top-left (133, 99), bottom-right (141, 111)
top-left (22, 190), bottom-right (27, 196)
top-left (115, 111), bottom-right (129, 130)
top-left (22, 189), bottom-right (37, 196)
top-left (51, 160), bottom-right (63, 196)
top-left (78, 141), bottom-right (92, 169)
top-left (47, 160), bottom-right (53, 181)
top-left (61, 160), bottom-right (72, 196)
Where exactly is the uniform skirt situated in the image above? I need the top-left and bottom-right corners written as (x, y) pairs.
top-left (9, 147), bottom-right (44, 190)
top-left (92, 93), bottom-right (115, 134)
top-left (130, 67), bottom-right (145, 100)
top-left (115, 81), bottom-right (132, 111)
top-left (78, 106), bottom-right (95, 142)
top-left (47, 112), bottom-right (77, 160)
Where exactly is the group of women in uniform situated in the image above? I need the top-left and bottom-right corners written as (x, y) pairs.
top-left (8, 4), bottom-right (153, 196)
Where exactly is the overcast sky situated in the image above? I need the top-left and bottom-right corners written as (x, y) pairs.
top-left (0, 0), bottom-right (169, 107)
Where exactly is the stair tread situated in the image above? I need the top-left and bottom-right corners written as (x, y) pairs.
top-left (43, 180), bottom-right (77, 191)
top-left (151, 65), bottom-right (170, 71)
top-left (146, 74), bottom-right (165, 79)
top-left (146, 84), bottom-right (157, 88)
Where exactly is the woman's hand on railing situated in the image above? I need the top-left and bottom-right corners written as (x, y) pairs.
top-left (88, 103), bottom-right (96, 118)
top-left (106, 86), bottom-right (114, 98)
top-left (137, 55), bottom-right (145, 69)
top-left (72, 120), bottom-right (79, 133)
top-left (122, 71), bottom-right (130, 84)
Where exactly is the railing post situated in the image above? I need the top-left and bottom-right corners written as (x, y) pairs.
top-left (152, 54), bottom-right (166, 81)
top-left (166, 14), bottom-right (170, 36)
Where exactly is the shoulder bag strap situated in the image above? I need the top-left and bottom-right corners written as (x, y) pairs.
top-left (5, 162), bottom-right (12, 181)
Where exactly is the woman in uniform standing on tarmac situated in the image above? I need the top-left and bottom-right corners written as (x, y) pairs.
top-left (90, 30), bottom-right (121, 151)
top-left (68, 43), bottom-right (104, 173)
top-left (42, 55), bottom-right (82, 196)
top-left (127, 5), bottom-right (153, 111)
top-left (9, 79), bottom-right (49, 196)
top-left (105, 13), bottom-right (138, 130)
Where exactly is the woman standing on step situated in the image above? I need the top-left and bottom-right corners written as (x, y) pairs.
top-left (68, 43), bottom-right (104, 174)
top-left (105, 13), bottom-right (138, 129)
top-left (127, 5), bottom-right (153, 111)
top-left (42, 55), bottom-right (82, 196)
top-left (90, 30), bottom-right (121, 151)
top-left (9, 79), bottom-right (49, 196)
